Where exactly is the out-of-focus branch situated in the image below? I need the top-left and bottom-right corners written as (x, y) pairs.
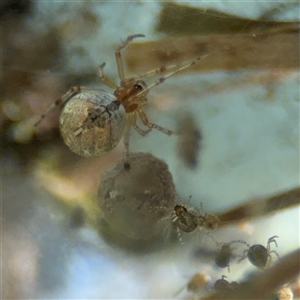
top-left (126, 25), bottom-right (299, 74)
top-left (156, 3), bottom-right (300, 35)
top-left (217, 186), bottom-right (300, 227)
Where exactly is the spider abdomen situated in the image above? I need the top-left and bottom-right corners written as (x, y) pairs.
top-left (59, 91), bottom-right (126, 157)
top-left (176, 211), bottom-right (198, 233)
top-left (247, 244), bottom-right (269, 268)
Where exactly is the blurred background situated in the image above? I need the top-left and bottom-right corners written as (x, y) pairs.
top-left (1, 0), bottom-right (299, 299)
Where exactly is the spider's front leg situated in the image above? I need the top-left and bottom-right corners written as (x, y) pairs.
top-left (137, 107), bottom-right (175, 136)
top-left (34, 86), bottom-right (108, 127)
top-left (97, 63), bottom-right (118, 89)
top-left (34, 86), bottom-right (82, 127)
top-left (115, 34), bottom-right (145, 81)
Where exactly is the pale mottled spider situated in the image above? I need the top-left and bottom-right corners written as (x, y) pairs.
top-left (169, 194), bottom-right (219, 244)
top-left (35, 34), bottom-right (206, 169)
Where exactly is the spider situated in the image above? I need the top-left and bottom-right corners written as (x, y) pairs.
top-left (34, 34), bottom-right (206, 170)
top-left (215, 240), bottom-right (250, 272)
top-left (238, 235), bottom-right (279, 269)
top-left (171, 195), bottom-right (219, 244)
top-left (172, 203), bottom-right (199, 244)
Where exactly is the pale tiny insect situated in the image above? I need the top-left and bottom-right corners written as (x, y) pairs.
top-left (215, 240), bottom-right (249, 272)
top-left (173, 272), bottom-right (208, 297)
top-left (34, 34), bottom-right (207, 169)
top-left (238, 235), bottom-right (279, 269)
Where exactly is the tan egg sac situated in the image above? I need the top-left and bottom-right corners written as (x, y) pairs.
top-left (97, 152), bottom-right (176, 249)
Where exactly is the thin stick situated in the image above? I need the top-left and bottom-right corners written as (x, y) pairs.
top-left (217, 186), bottom-right (300, 227)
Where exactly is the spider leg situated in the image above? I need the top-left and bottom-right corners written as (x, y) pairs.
top-left (198, 202), bottom-right (204, 215)
top-left (132, 124), bottom-right (151, 136)
top-left (97, 63), bottom-right (118, 89)
top-left (134, 61), bottom-right (192, 79)
top-left (230, 240), bottom-right (251, 247)
top-left (130, 55), bottom-right (209, 103)
top-left (158, 211), bottom-right (172, 222)
top-left (264, 251), bottom-right (279, 269)
top-left (34, 86), bottom-right (106, 127)
top-left (174, 191), bottom-right (182, 202)
top-left (126, 110), bottom-right (151, 136)
top-left (237, 249), bottom-right (248, 263)
top-left (176, 226), bottom-right (183, 245)
top-left (115, 34), bottom-right (145, 81)
top-left (137, 107), bottom-right (174, 135)
top-left (173, 284), bottom-right (186, 298)
top-left (136, 55), bottom-right (211, 80)
top-left (267, 235), bottom-right (279, 251)
top-left (172, 215), bottom-right (178, 223)
top-left (123, 124), bottom-right (131, 171)
top-left (264, 250), bottom-right (280, 269)
top-left (197, 226), bottom-right (219, 247)
top-left (269, 250), bottom-right (280, 260)
top-left (34, 86), bottom-right (81, 126)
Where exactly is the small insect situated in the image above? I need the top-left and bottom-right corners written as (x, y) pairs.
top-left (196, 203), bottom-right (220, 231)
top-left (239, 235), bottom-right (279, 269)
top-left (214, 275), bottom-right (240, 293)
top-left (215, 240), bottom-right (249, 272)
top-left (176, 112), bottom-right (202, 169)
top-left (35, 34), bottom-right (206, 169)
top-left (173, 273), bottom-right (208, 297)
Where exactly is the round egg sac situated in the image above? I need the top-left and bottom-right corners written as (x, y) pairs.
top-left (97, 152), bottom-right (176, 249)
top-left (59, 91), bottom-right (126, 157)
